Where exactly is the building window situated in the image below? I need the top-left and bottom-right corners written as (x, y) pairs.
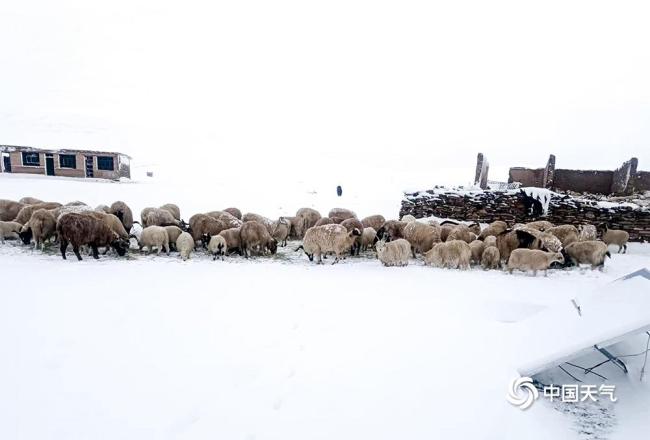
top-left (97, 156), bottom-right (114, 171)
top-left (59, 154), bottom-right (77, 169)
top-left (22, 152), bottom-right (40, 166)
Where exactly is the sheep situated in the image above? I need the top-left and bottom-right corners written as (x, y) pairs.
top-left (314, 217), bottom-right (333, 227)
top-left (208, 235), bottom-right (228, 260)
top-left (469, 240), bottom-right (485, 265)
top-left (0, 200), bottom-right (25, 222)
top-left (19, 209), bottom-right (57, 249)
top-left (439, 225), bottom-right (454, 242)
top-left (86, 212), bottom-right (129, 241)
top-left (578, 224), bottom-right (597, 242)
top-left (328, 208), bottom-right (356, 222)
top-left (164, 226), bottom-right (183, 250)
top-left (57, 213), bottom-right (129, 260)
top-left (478, 220), bottom-right (508, 239)
top-left (514, 225), bottom-right (563, 253)
top-left (138, 226), bottom-right (170, 255)
top-left (13, 202), bottom-right (62, 224)
top-left (360, 227), bottom-right (378, 251)
top-left (140, 207), bottom-right (155, 225)
top-left (496, 229), bottom-right (542, 262)
top-left (0, 221), bottom-right (22, 243)
top-left (361, 215), bottom-right (386, 231)
top-left (564, 241), bottom-right (611, 269)
top-left (205, 211), bottom-right (243, 229)
top-left (65, 201), bottom-right (87, 206)
top-left (601, 225), bottom-right (629, 254)
top-left (50, 203), bottom-right (94, 220)
top-left (484, 235), bottom-right (497, 248)
top-left (467, 222), bottom-right (481, 236)
top-left (239, 221), bottom-right (277, 258)
top-left (481, 246), bottom-right (501, 270)
top-left (547, 225), bottom-right (579, 247)
top-left (403, 221), bottom-right (441, 257)
top-left (423, 240), bottom-right (471, 270)
top-left (176, 232), bottom-right (194, 260)
top-left (160, 203), bottom-right (181, 221)
top-left (400, 214), bottom-right (417, 223)
top-left (376, 238), bottom-right (411, 267)
top-left (294, 208), bottom-right (322, 238)
top-left (296, 224), bottom-right (360, 264)
top-left (110, 201), bottom-right (134, 231)
top-left (218, 227), bottom-right (242, 255)
top-left (525, 220), bottom-right (554, 231)
top-left (242, 213), bottom-right (274, 233)
top-left (189, 214), bottom-right (229, 247)
top-left (448, 224), bottom-right (475, 243)
top-left (507, 249), bottom-right (564, 276)
top-left (95, 204), bottom-right (111, 213)
top-left (376, 220), bottom-right (407, 241)
top-left (223, 207), bottom-right (242, 220)
top-left (271, 217), bottom-right (292, 247)
top-left (18, 197), bottom-right (44, 205)
top-left (143, 208), bottom-right (182, 228)
top-left (340, 218), bottom-right (364, 255)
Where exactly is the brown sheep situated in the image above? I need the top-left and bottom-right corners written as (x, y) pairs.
top-left (0, 200), bottom-right (25, 222)
top-left (57, 213), bottom-right (129, 260)
top-left (448, 224), bottom-right (475, 243)
top-left (293, 208), bottom-right (322, 238)
top-left (328, 208), bottom-right (356, 222)
top-left (160, 203), bottom-right (181, 221)
top-left (377, 220), bottom-right (407, 241)
top-left (481, 246), bottom-right (501, 270)
top-left (565, 241), bottom-right (611, 269)
top-left (242, 213), bottom-right (274, 233)
top-left (223, 207), bottom-right (242, 220)
top-left (340, 218), bottom-right (364, 255)
top-left (110, 201), bottom-right (134, 231)
top-left (403, 221), bottom-right (441, 257)
top-left (361, 215), bottom-right (386, 231)
top-left (478, 220), bottom-right (508, 240)
top-left (507, 249), bottom-right (564, 276)
top-left (424, 240), bottom-right (471, 270)
top-left (205, 211), bottom-right (243, 229)
top-left (19, 197), bottom-right (44, 205)
top-left (240, 221), bottom-right (277, 258)
top-left (469, 240), bottom-right (485, 265)
top-left (13, 202), bottom-right (62, 224)
top-left (547, 225), bottom-right (579, 247)
top-left (19, 209), bottom-right (57, 249)
top-left (314, 217), bottom-right (333, 227)
top-left (601, 225), bottom-right (629, 253)
top-left (219, 227), bottom-right (242, 255)
top-left (190, 214), bottom-right (229, 247)
top-left (271, 217), bottom-right (292, 247)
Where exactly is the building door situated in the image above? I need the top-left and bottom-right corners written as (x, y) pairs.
top-left (2, 156), bottom-right (10, 172)
top-left (85, 156), bottom-right (94, 177)
top-left (46, 154), bottom-right (55, 176)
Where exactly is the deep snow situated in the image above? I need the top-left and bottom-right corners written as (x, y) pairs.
top-left (1, 173), bottom-right (649, 440)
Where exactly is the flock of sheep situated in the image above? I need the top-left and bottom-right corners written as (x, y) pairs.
top-left (0, 197), bottom-right (632, 275)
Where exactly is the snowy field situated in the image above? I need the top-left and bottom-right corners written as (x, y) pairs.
top-left (1, 173), bottom-right (650, 440)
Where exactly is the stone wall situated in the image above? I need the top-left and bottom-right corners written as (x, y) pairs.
top-left (553, 169), bottom-right (614, 194)
top-left (400, 188), bottom-right (650, 242)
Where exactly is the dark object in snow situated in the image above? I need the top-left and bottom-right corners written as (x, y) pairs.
top-left (337, 185), bottom-right (342, 197)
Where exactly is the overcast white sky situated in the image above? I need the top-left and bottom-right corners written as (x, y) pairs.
top-left (1, 0), bottom-right (649, 183)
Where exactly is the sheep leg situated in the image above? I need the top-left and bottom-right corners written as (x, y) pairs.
top-left (91, 245), bottom-right (100, 259)
top-left (623, 244), bottom-right (627, 254)
top-left (73, 245), bottom-right (83, 261)
top-left (60, 239), bottom-right (68, 260)
top-left (102, 247), bottom-right (110, 255)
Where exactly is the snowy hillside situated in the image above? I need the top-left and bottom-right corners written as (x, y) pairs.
top-left (1, 173), bottom-right (650, 440)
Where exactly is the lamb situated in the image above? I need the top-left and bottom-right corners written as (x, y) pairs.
top-left (110, 201), bottom-right (134, 231)
top-left (564, 241), bottom-right (610, 269)
top-left (0, 221), bottom-right (22, 243)
top-left (423, 240), bottom-right (471, 270)
top-left (19, 209), bottom-right (57, 249)
top-left (601, 225), bottom-right (629, 254)
top-left (578, 224), bottom-right (597, 242)
top-left (478, 220), bottom-right (508, 239)
top-left (13, 202), bottom-right (62, 224)
top-left (208, 235), bottom-right (228, 260)
top-left (400, 214), bottom-right (417, 223)
top-left (340, 218), bottom-right (364, 255)
top-left (57, 213), bottom-right (129, 260)
top-left (239, 221), bottom-right (277, 258)
top-left (223, 207), bottom-right (242, 220)
top-left (218, 227), bottom-right (242, 255)
top-left (328, 208), bottom-right (356, 222)
top-left (242, 213), bottom-right (274, 233)
top-left (0, 200), bottom-right (25, 222)
top-left (271, 217), bottom-right (292, 247)
top-left (361, 215), bottom-right (386, 231)
top-left (314, 217), bottom-right (333, 227)
top-left (469, 240), bottom-right (485, 265)
top-left (403, 221), bottom-right (441, 257)
top-left (160, 203), bottom-right (181, 221)
top-left (481, 246), bottom-right (501, 270)
top-left (376, 238), bottom-right (411, 267)
top-left (360, 227), bottom-right (378, 251)
top-left (376, 220), bottom-right (407, 241)
top-left (294, 208), bottom-right (322, 238)
top-left (547, 225), bottom-right (579, 247)
top-left (18, 197), bottom-right (44, 205)
top-left (297, 224), bottom-right (360, 264)
top-left (176, 232), bottom-right (194, 260)
top-left (138, 226), bottom-right (170, 255)
top-left (164, 226), bottom-right (183, 250)
top-left (507, 249), bottom-right (564, 276)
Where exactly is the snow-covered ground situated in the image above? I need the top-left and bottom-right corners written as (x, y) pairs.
top-left (1, 173), bottom-right (650, 440)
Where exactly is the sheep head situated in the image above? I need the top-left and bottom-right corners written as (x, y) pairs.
top-left (267, 238), bottom-right (277, 255)
top-left (111, 237), bottom-right (130, 256)
top-left (19, 227), bottom-right (33, 245)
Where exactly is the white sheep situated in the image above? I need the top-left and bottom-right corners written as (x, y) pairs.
top-left (297, 224), bottom-right (360, 264)
top-left (423, 240), bottom-right (471, 270)
top-left (483, 235), bottom-right (497, 248)
top-left (468, 239), bottom-right (485, 265)
top-left (176, 231), bottom-right (194, 260)
top-left (400, 214), bottom-right (417, 223)
top-left (139, 226), bottom-right (170, 255)
top-left (578, 224), bottom-right (597, 241)
top-left (208, 235), bottom-right (228, 260)
top-left (481, 246), bottom-right (501, 270)
top-left (601, 225), bottom-right (629, 254)
top-left (376, 238), bottom-right (411, 267)
top-left (0, 221), bottom-right (22, 243)
top-left (564, 240), bottom-right (610, 269)
top-left (360, 227), bottom-right (378, 251)
top-left (507, 249), bottom-right (564, 276)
